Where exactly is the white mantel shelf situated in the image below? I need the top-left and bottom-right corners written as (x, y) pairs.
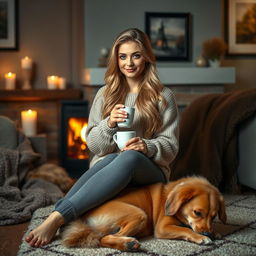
top-left (83, 67), bottom-right (236, 85)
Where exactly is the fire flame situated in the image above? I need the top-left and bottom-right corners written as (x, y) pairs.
top-left (67, 117), bottom-right (89, 159)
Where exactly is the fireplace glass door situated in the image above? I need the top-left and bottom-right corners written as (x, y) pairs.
top-left (60, 100), bottom-right (89, 178)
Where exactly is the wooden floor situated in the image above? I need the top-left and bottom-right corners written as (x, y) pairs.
top-left (0, 222), bottom-right (29, 256)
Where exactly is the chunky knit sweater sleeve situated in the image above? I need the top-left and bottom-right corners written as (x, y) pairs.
top-left (85, 87), bottom-right (118, 156)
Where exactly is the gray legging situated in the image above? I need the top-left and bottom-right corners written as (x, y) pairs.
top-left (55, 150), bottom-right (165, 222)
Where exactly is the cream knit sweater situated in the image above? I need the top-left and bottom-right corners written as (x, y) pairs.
top-left (85, 86), bottom-right (179, 181)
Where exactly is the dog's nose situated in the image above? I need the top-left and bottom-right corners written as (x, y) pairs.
top-left (201, 232), bottom-right (214, 240)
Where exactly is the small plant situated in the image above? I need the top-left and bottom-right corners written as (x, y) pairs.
top-left (202, 37), bottom-right (227, 61)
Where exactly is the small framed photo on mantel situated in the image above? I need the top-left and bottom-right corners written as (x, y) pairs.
top-left (145, 12), bottom-right (191, 61)
top-left (0, 0), bottom-right (18, 50)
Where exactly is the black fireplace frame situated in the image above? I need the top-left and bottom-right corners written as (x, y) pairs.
top-left (59, 100), bottom-right (89, 178)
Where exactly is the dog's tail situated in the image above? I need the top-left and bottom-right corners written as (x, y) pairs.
top-left (62, 219), bottom-right (103, 248)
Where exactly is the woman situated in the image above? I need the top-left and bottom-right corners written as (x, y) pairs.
top-left (25, 28), bottom-right (179, 247)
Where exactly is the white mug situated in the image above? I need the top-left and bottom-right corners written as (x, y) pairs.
top-left (117, 106), bottom-right (135, 128)
top-left (113, 131), bottom-right (136, 150)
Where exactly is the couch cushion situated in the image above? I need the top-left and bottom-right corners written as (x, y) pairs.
top-left (0, 116), bottom-right (17, 149)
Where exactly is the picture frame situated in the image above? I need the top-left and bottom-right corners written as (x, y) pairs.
top-left (145, 12), bottom-right (191, 61)
top-left (0, 0), bottom-right (18, 50)
top-left (225, 0), bottom-right (256, 55)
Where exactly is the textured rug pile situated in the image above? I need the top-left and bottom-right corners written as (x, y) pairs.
top-left (18, 194), bottom-right (256, 256)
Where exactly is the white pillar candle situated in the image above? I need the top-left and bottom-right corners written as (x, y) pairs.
top-left (58, 77), bottom-right (66, 89)
top-left (21, 109), bottom-right (37, 136)
top-left (21, 56), bottom-right (33, 69)
top-left (47, 75), bottom-right (59, 89)
top-left (4, 72), bottom-right (16, 90)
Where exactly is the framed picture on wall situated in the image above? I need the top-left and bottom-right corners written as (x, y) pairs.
top-left (0, 0), bottom-right (18, 50)
top-left (225, 0), bottom-right (256, 55)
top-left (145, 12), bottom-right (191, 61)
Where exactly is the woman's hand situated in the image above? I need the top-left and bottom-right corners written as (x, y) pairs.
top-left (107, 104), bottom-right (127, 128)
top-left (122, 137), bottom-right (147, 154)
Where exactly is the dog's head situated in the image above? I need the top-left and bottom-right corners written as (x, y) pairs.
top-left (165, 177), bottom-right (226, 236)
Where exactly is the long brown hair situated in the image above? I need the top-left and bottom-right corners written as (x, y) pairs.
top-left (103, 28), bottom-right (167, 138)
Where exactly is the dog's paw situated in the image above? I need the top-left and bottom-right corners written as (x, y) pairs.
top-left (191, 234), bottom-right (213, 245)
top-left (200, 236), bottom-right (212, 245)
top-left (125, 238), bottom-right (140, 251)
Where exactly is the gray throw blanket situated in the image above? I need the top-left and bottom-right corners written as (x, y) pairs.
top-left (0, 131), bottom-right (63, 225)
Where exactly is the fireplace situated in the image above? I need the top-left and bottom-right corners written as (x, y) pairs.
top-left (59, 100), bottom-right (89, 178)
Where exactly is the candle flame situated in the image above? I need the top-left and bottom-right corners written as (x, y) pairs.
top-left (22, 109), bottom-right (37, 117)
top-left (5, 72), bottom-right (16, 78)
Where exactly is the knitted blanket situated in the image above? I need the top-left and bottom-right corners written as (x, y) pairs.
top-left (171, 89), bottom-right (256, 192)
top-left (0, 131), bottom-right (63, 225)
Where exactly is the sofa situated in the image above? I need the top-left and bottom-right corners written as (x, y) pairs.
top-left (0, 115), bottom-right (75, 256)
top-left (0, 115), bottom-right (65, 225)
top-left (237, 114), bottom-right (256, 189)
top-left (171, 89), bottom-right (256, 192)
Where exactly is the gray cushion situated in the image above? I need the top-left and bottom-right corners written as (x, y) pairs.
top-left (0, 116), bottom-right (17, 149)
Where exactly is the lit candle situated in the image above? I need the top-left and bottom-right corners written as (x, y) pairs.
top-left (47, 75), bottom-right (59, 89)
top-left (58, 77), bottom-right (66, 89)
top-left (21, 56), bottom-right (33, 69)
top-left (21, 109), bottom-right (37, 136)
top-left (4, 72), bottom-right (16, 90)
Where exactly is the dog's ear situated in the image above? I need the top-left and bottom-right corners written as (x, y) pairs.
top-left (165, 186), bottom-right (198, 216)
top-left (218, 195), bottom-right (227, 224)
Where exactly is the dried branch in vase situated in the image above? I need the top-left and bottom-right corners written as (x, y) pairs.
top-left (202, 37), bottom-right (227, 61)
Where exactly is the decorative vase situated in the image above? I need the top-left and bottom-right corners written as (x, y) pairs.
top-left (21, 56), bottom-right (33, 90)
top-left (22, 68), bottom-right (33, 89)
top-left (209, 59), bottom-right (220, 68)
top-left (195, 56), bottom-right (207, 67)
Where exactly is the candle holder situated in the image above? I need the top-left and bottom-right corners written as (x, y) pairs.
top-left (98, 48), bottom-right (109, 67)
top-left (22, 68), bottom-right (33, 90)
top-left (21, 56), bottom-right (33, 90)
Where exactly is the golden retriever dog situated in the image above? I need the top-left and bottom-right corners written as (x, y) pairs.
top-left (61, 176), bottom-right (226, 251)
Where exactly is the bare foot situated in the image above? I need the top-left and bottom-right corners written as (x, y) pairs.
top-left (25, 211), bottom-right (65, 247)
